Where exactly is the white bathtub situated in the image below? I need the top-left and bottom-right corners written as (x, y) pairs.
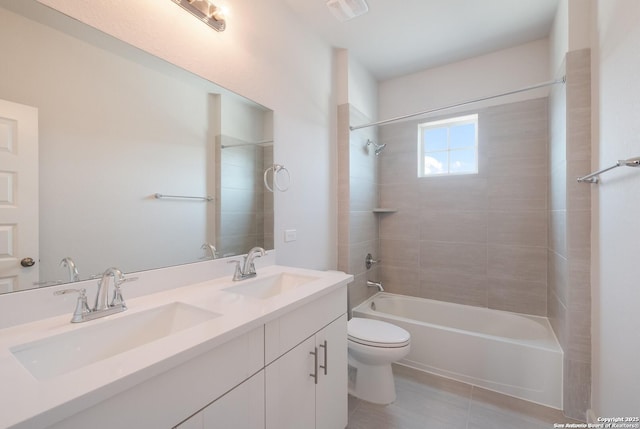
top-left (352, 292), bottom-right (563, 409)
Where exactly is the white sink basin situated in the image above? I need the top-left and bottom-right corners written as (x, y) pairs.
top-left (10, 302), bottom-right (219, 380)
top-left (222, 272), bottom-right (318, 299)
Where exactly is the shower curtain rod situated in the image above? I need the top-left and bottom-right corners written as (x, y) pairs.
top-left (349, 77), bottom-right (566, 131)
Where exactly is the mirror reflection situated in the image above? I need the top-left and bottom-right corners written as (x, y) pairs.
top-left (0, 0), bottom-right (274, 293)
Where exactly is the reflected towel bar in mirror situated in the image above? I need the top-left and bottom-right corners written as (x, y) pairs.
top-left (154, 193), bottom-right (213, 202)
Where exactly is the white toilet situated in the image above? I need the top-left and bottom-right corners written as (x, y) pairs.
top-left (347, 317), bottom-right (411, 404)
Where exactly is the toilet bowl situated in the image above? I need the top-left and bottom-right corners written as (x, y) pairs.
top-left (347, 317), bottom-right (411, 405)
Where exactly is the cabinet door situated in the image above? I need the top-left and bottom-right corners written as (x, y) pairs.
top-left (203, 371), bottom-right (265, 429)
top-left (175, 413), bottom-right (203, 429)
top-left (175, 371), bottom-right (265, 429)
top-left (316, 314), bottom-right (348, 429)
top-left (265, 336), bottom-right (316, 429)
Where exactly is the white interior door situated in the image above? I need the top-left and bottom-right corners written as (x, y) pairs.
top-left (0, 99), bottom-right (39, 292)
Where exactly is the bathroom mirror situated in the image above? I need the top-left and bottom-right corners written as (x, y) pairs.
top-left (0, 0), bottom-right (274, 293)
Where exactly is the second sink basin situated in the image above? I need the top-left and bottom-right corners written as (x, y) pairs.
top-left (11, 302), bottom-right (219, 380)
top-left (222, 272), bottom-right (318, 299)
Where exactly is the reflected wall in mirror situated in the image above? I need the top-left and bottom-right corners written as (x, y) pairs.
top-left (0, 0), bottom-right (274, 293)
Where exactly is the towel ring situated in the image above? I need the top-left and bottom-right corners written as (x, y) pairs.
top-left (264, 164), bottom-right (290, 192)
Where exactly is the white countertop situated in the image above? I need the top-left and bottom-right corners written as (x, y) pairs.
top-left (0, 265), bottom-right (352, 429)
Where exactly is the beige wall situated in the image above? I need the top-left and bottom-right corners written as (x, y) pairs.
top-left (0, 5), bottom-right (213, 281)
top-left (548, 49), bottom-right (592, 420)
top-left (377, 98), bottom-right (549, 315)
top-left (338, 104), bottom-right (380, 309)
top-left (37, 0), bottom-right (337, 271)
top-left (592, 0), bottom-right (640, 417)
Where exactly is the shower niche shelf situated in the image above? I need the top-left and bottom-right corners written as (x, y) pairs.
top-left (372, 208), bottom-right (397, 213)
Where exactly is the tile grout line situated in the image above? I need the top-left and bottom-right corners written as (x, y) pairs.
top-left (465, 385), bottom-right (475, 429)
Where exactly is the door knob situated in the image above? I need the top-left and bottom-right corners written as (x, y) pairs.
top-left (20, 257), bottom-right (35, 267)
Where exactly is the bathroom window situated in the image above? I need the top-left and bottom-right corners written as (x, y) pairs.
top-left (418, 114), bottom-right (478, 177)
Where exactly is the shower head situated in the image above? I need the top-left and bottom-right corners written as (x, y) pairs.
top-left (366, 139), bottom-right (386, 156)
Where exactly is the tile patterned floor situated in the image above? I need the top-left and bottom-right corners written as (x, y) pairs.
top-left (347, 365), bottom-right (583, 429)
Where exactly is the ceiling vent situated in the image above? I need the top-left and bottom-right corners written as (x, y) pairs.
top-left (326, 0), bottom-right (369, 22)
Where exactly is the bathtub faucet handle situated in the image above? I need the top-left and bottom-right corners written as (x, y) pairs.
top-left (365, 253), bottom-right (380, 269)
top-left (367, 280), bottom-right (384, 292)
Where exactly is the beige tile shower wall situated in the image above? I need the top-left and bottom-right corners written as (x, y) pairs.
top-left (338, 104), bottom-right (381, 308)
top-left (547, 48), bottom-right (591, 421)
top-left (337, 104), bottom-right (350, 277)
top-left (564, 49), bottom-right (592, 421)
top-left (547, 61), bottom-right (568, 354)
top-left (217, 139), bottom-right (268, 256)
top-left (379, 98), bottom-right (549, 316)
top-left (262, 145), bottom-right (274, 250)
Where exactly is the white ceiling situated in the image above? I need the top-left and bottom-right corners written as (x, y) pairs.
top-left (284, 0), bottom-right (560, 81)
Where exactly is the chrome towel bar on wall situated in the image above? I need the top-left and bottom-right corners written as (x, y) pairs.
top-left (577, 157), bottom-right (640, 184)
top-left (154, 193), bottom-right (213, 202)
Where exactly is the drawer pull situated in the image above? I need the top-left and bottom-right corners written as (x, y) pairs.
top-left (310, 347), bottom-right (318, 385)
top-left (319, 340), bottom-right (328, 375)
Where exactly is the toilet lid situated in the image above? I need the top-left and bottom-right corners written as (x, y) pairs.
top-left (348, 317), bottom-right (410, 347)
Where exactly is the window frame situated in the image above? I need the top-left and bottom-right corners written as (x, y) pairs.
top-left (417, 114), bottom-right (479, 177)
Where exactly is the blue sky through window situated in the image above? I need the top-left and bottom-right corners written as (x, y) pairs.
top-left (419, 114), bottom-right (478, 176)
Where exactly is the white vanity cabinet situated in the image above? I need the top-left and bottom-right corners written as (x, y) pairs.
top-left (265, 288), bottom-right (348, 429)
top-left (12, 272), bottom-right (350, 429)
top-left (175, 370), bottom-right (265, 429)
top-left (47, 327), bottom-right (264, 429)
top-left (315, 315), bottom-right (348, 429)
top-left (178, 286), bottom-right (348, 429)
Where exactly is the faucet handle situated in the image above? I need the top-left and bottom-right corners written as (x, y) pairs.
top-left (54, 287), bottom-right (86, 296)
top-left (227, 259), bottom-right (243, 281)
top-left (110, 276), bottom-right (137, 308)
top-left (365, 253), bottom-right (381, 269)
top-left (54, 288), bottom-right (91, 323)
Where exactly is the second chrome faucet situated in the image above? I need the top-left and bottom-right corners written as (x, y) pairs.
top-left (229, 247), bottom-right (266, 281)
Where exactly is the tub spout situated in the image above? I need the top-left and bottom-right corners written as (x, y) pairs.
top-left (367, 280), bottom-right (384, 292)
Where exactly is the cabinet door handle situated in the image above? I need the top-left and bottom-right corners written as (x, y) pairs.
top-left (319, 340), bottom-right (328, 375)
top-left (309, 347), bottom-right (318, 385)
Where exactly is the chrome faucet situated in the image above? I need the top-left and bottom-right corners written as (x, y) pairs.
top-left (59, 257), bottom-right (80, 282)
top-left (229, 247), bottom-right (266, 281)
top-left (201, 243), bottom-right (218, 260)
top-left (95, 267), bottom-right (125, 311)
top-left (367, 280), bottom-right (384, 292)
top-left (55, 267), bottom-right (137, 323)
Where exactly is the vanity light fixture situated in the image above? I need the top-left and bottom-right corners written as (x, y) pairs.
top-left (171, 0), bottom-right (227, 32)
